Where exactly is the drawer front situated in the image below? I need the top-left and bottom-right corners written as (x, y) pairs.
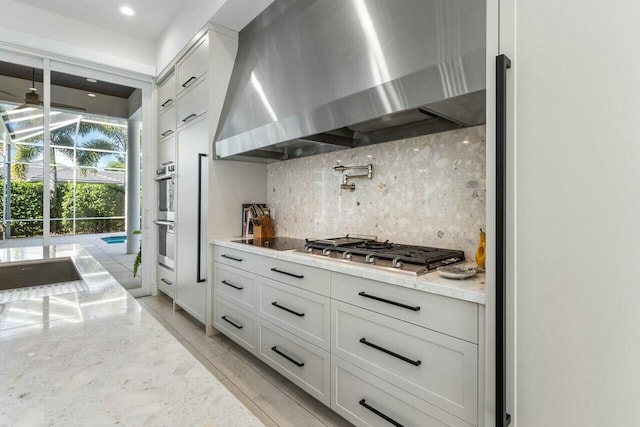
top-left (258, 277), bottom-right (330, 350)
top-left (332, 356), bottom-right (473, 427)
top-left (157, 264), bottom-right (174, 297)
top-left (213, 245), bottom-right (257, 271)
top-left (158, 135), bottom-right (175, 164)
top-left (177, 36), bottom-right (208, 93)
top-left (158, 73), bottom-right (175, 111)
top-left (255, 255), bottom-right (330, 296)
top-left (214, 296), bottom-right (257, 354)
top-left (214, 263), bottom-right (257, 311)
top-left (258, 319), bottom-right (330, 405)
top-left (332, 301), bottom-right (477, 424)
top-left (158, 105), bottom-right (176, 139)
top-left (177, 77), bottom-right (207, 127)
top-left (332, 273), bottom-right (478, 343)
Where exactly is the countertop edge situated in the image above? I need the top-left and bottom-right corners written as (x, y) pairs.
top-left (210, 239), bottom-right (486, 305)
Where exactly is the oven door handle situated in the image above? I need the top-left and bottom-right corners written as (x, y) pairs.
top-left (153, 220), bottom-right (174, 227)
top-left (196, 153), bottom-right (207, 283)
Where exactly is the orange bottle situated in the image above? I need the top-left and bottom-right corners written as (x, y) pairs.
top-left (475, 228), bottom-right (486, 268)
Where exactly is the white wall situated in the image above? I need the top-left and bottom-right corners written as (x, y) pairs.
top-left (507, 1), bottom-right (640, 426)
top-left (155, 0), bottom-right (274, 72)
top-left (0, 0), bottom-right (155, 76)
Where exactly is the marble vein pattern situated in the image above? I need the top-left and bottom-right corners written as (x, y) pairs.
top-left (0, 245), bottom-right (263, 427)
top-left (267, 125), bottom-right (486, 260)
top-left (212, 240), bottom-right (485, 305)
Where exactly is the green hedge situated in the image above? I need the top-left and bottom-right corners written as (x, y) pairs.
top-left (0, 181), bottom-right (125, 237)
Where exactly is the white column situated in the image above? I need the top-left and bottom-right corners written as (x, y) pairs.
top-left (125, 119), bottom-right (141, 254)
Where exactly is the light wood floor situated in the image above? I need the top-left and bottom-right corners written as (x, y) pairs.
top-left (138, 294), bottom-right (352, 427)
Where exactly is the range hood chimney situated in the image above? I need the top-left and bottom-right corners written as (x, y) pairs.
top-left (215, 0), bottom-right (486, 162)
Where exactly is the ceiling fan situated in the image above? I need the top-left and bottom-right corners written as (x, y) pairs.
top-left (0, 69), bottom-right (86, 112)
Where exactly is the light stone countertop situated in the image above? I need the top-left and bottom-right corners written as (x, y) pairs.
top-left (0, 245), bottom-right (263, 427)
top-left (211, 238), bottom-right (486, 305)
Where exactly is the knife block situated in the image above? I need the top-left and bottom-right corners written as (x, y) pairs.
top-left (253, 217), bottom-right (275, 239)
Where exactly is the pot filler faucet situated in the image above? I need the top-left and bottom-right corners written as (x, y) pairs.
top-left (333, 164), bottom-right (373, 191)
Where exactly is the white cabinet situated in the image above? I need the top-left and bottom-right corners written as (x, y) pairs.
top-left (214, 296), bottom-right (257, 354)
top-left (177, 77), bottom-right (208, 127)
top-left (174, 117), bottom-right (208, 322)
top-left (211, 244), bottom-right (482, 426)
top-left (157, 72), bottom-right (175, 112)
top-left (158, 135), bottom-right (175, 165)
top-left (157, 264), bottom-right (175, 297)
top-left (177, 36), bottom-right (209, 93)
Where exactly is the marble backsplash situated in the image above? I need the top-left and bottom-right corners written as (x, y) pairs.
top-left (267, 125), bottom-right (486, 259)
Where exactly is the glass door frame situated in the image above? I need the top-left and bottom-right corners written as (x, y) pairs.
top-left (0, 49), bottom-right (155, 297)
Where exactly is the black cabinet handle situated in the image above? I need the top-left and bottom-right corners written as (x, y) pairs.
top-left (196, 153), bottom-right (207, 283)
top-left (161, 130), bottom-right (174, 137)
top-left (160, 278), bottom-right (172, 285)
top-left (358, 292), bottom-right (420, 311)
top-left (271, 346), bottom-right (304, 367)
top-left (182, 113), bottom-right (197, 123)
top-left (270, 268), bottom-right (304, 279)
top-left (496, 53), bottom-right (513, 427)
top-left (161, 98), bottom-right (173, 107)
top-left (359, 338), bottom-right (421, 366)
top-left (221, 315), bottom-right (243, 329)
top-left (359, 399), bottom-right (403, 427)
top-left (221, 280), bottom-right (243, 290)
top-left (221, 254), bottom-right (243, 262)
top-left (271, 301), bottom-right (304, 317)
top-left (182, 76), bottom-right (197, 87)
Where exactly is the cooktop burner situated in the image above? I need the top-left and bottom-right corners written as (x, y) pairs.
top-left (302, 234), bottom-right (465, 276)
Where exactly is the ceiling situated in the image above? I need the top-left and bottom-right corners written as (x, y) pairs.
top-left (14, 0), bottom-right (185, 41)
top-left (0, 61), bottom-right (136, 99)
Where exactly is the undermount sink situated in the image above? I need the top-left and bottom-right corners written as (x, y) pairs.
top-left (0, 257), bottom-right (82, 290)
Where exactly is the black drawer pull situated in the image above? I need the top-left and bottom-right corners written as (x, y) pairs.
top-left (161, 129), bottom-right (174, 137)
top-left (358, 292), bottom-right (420, 311)
top-left (182, 113), bottom-right (197, 122)
top-left (271, 301), bottom-right (304, 317)
top-left (359, 338), bottom-right (421, 366)
top-left (271, 346), bottom-right (304, 367)
top-left (270, 268), bottom-right (304, 279)
top-left (161, 98), bottom-right (173, 107)
top-left (221, 315), bottom-right (243, 329)
top-left (221, 254), bottom-right (243, 262)
top-left (221, 280), bottom-right (243, 290)
top-left (359, 399), bottom-right (404, 427)
top-left (182, 76), bottom-right (197, 87)
top-left (160, 278), bottom-right (173, 285)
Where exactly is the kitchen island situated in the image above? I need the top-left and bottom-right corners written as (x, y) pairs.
top-left (0, 245), bottom-right (263, 427)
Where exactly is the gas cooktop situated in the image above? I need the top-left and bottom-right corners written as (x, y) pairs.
top-left (231, 237), bottom-right (306, 251)
top-left (301, 235), bottom-right (465, 276)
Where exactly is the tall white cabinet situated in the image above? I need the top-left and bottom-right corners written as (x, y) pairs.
top-left (154, 24), bottom-right (268, 323)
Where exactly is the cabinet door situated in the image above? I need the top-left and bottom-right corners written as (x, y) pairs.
top-left (158, 72), bottom-right (175, 112)
top-left (177, 36), bottom-right (209, 93)
top-left (175, 116), bottom-right (208, 322)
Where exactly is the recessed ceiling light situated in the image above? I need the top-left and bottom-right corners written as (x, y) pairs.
top-left (462, 140), bottom-right (470, 144)
top-left (87, 93), bottom-right (97, 98)
top-left (120, 6), bottom-right (135, 16)
top-left (86, 78), bottom-right (97, 83)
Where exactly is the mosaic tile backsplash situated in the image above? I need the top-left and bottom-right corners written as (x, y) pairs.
top-left (267, 125), bottom-right (486, 259)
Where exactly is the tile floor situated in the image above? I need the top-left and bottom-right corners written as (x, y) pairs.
top-left (0, 232), bottom-right (142, 290)
top-left (138, 294), bottom-right (352, 427)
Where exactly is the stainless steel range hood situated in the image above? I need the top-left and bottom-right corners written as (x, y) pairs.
top-left (215, 0), bottom-right (486, 162)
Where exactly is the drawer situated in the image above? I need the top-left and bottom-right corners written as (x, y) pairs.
top-left (177, 35), bottom-right (208, 93)
top-left (255, 255), bottom-right (330, 296)
top-left (258, 277), bottom-right (330, 350)
top-left (258, 319), bottom-right (330, 405)
top-left (158, 135), bottom-right (175, 165)
top-left (214, 296), bottom-right (257, 355)
top-left (332, 272), bottom-right (478, 343)
top-left (213, 245), bottom-right (258, 271)
top-left (158, 72), bottom-right (175, 112)
top-left (157, 264), bottom-right (174, 298)
top-left (158, 105), bottom-right (176, 139)
top-left (332, 356), bottom-right (473, 427)
top-left (332, 301), bottom-right (477, 424)
top-left (177, 77), bottom-right (207, 127)
top-left (214, 263), bottom-right (257, 312)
